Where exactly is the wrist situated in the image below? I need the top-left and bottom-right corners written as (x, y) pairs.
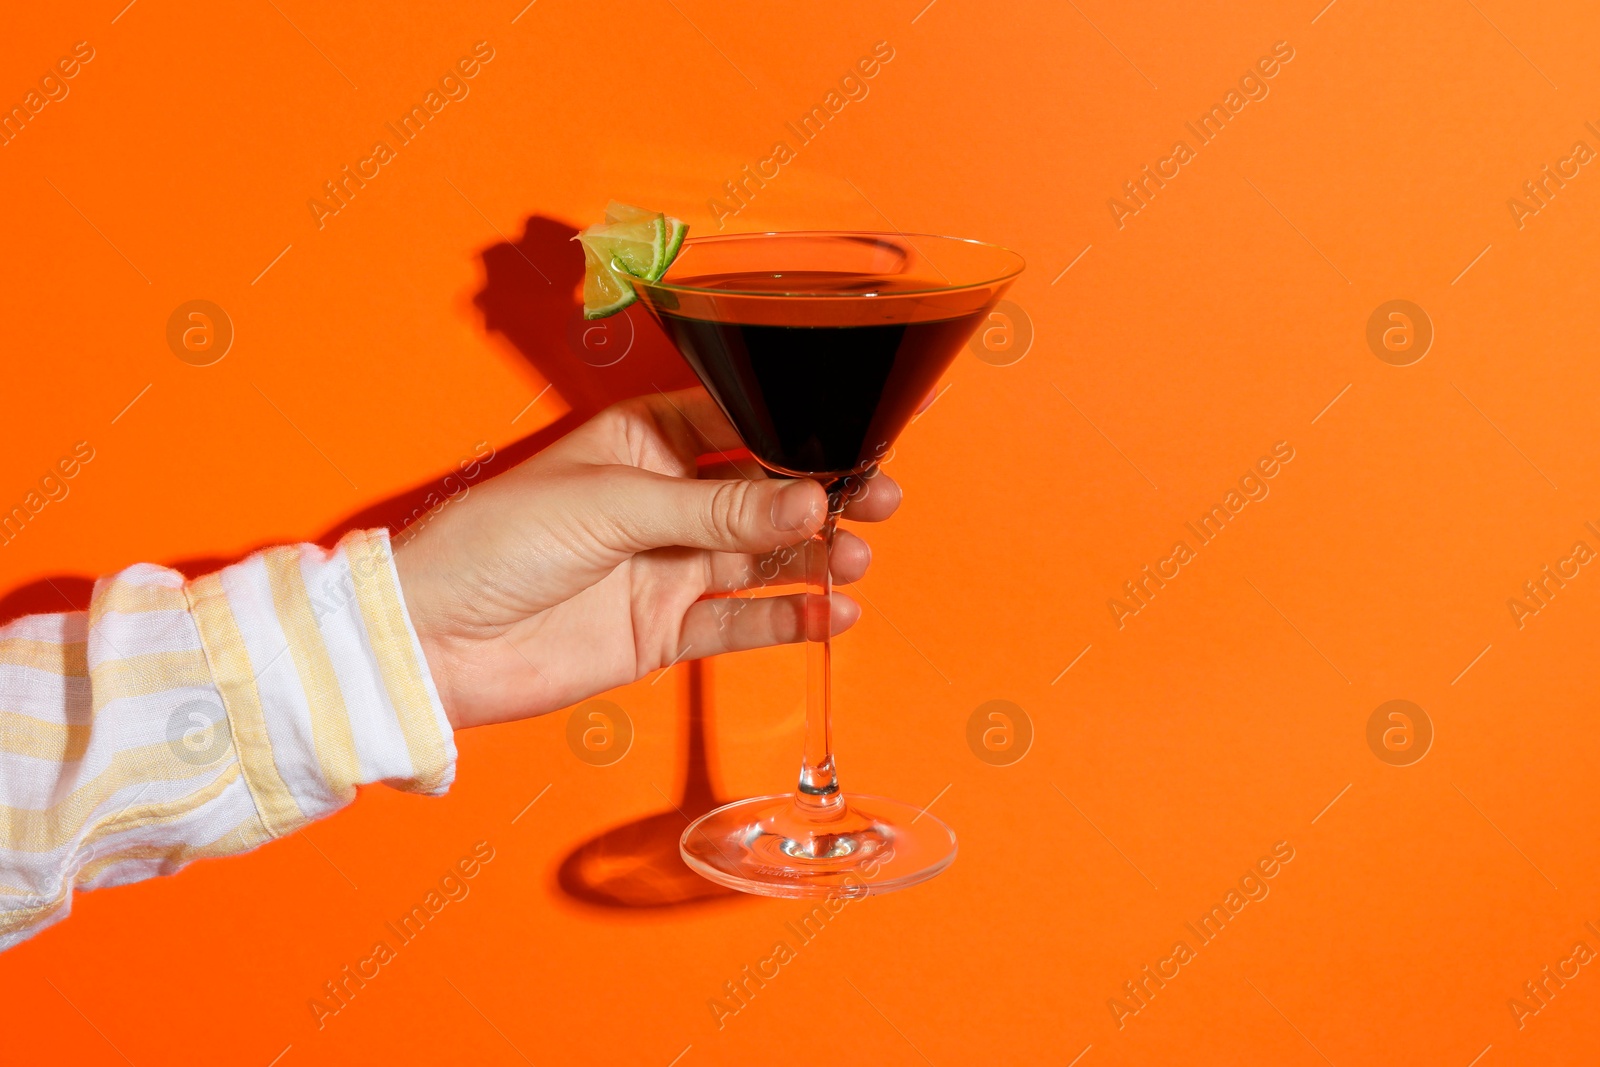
top-left (392, 534), bottom-right (463, 730)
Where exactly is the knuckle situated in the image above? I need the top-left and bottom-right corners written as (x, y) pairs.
top-left (607, 395), bottom-right (651, 423)
top-left (589, 401), bottom-right (634, 439)
top-left (590, 398), bottom-right (657, 459)
top-left (705, 480), bottom-right (754, 543)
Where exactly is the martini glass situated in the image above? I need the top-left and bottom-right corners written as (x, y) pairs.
top-left (627, 231), bottom-right (1023, 898)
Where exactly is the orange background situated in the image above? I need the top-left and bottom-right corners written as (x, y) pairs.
top-left (3, 0), bottom-right (1600, 1063)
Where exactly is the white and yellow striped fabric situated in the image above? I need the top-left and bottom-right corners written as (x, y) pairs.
top-left (0, 528), bottom-right (455, 950)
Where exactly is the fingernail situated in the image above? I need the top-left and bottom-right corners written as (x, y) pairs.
top-left (771, 480), bottom-right (820, 530)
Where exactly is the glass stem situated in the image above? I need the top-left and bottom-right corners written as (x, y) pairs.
top-left (795, 481), bottom-right (848, 821)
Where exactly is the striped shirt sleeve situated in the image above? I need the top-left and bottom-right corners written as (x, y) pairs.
top-left (0, 528), bottom-right (456, 950)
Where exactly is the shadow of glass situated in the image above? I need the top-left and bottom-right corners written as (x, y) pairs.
top-left (556, 660), bottom-right (738, 909)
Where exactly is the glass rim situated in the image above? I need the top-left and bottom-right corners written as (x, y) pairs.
top-left (630, 229), bottom-right (1025, 299)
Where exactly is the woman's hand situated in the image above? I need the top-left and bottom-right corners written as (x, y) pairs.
top-left (393, 388), bottom-right (901, 730)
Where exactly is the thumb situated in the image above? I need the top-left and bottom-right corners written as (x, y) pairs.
top-left (595, 468), bottom-right (827, 554)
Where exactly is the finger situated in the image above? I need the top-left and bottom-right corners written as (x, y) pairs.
top-left (838, 469), bottom-right (902, 522)
top-left (830, 530), bottom-right (872, 583)
top-left (697, 461), bottom-right (902, 524)
top-left (593, 467), bottom-right (828, 554)
top-left (913, 387), bottom-right (940, 416)
top-left (679, 592), bottom-right (861, 657)
top-left (702, 528), bottom-right (871, 592)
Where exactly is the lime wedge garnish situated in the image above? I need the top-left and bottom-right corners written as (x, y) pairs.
top-left (661, 216), bottom-right (686, 270)
top-left (579, 202), bottom-right (689, 319)
top-left (604, 200), bottom-right (658, 225)
top-left (581, 241), bottom-right (638, 319)
top-left (580, 216), bottom-right (666, 280)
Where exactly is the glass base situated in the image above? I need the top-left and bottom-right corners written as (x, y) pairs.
top-left (679, 793), bottom-right (956, 898)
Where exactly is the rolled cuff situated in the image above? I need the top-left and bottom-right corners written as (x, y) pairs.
top-left (187, 528), bottom-right (456, 837)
